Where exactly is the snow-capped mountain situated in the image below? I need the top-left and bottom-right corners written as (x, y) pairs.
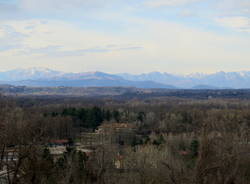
top-left (0, 68), bottom-right (65, 81)
top-left (2, 68), bottom-right (250, 89)
top-left (0, 68), bottom-right (175, 89)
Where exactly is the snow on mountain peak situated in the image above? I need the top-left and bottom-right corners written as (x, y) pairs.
top-left (1, 69), bottom-right (250, 89)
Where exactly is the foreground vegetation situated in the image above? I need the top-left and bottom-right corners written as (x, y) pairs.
top-left (1, 94), bottom-right (250, 184)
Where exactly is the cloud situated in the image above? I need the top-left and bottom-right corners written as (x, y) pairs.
top-left (0, 19), bottom-right (143, 57)
top-left (1, 2), bottom-right (250, 73)
top-left (0, 19), bottom-right (146, 72)
top-left (178, 9), bottom-right (197, 17)
top-left (2, 17), bottom-right (249, 73)
top-left (18, 0), bottom-right (125, 14)
top-left (20, 44), bottom-right (143, 57)
top-left (0, 1), bottom-right (22, 20)
top-left (217, 0), bottom-right (250, 16)
top-left (144, 0), bottom-right (203, 7)
top-left (0, 25), bottom-right (27, 51)
top-left (216, 16), bottom-right (250, 33)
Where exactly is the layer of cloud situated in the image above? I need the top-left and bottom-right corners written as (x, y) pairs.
top-left (0, 25), bottom-right (27, 51)
top-left (1, 0), bottom-right (250, 73)
top-left (20, 45), bottom-right (143, 57)
top-left (0, 19), bottom-right (144, 58)
top-left (145, 0), bottom-right (203, 7)
top-left (216, 16), bottom-right (250, 32)
top-left (19, 0), bottom-right (127, 13)
top-left (1, 18), bottom-right (250, 73)
top-left (217, 0), bottom-right (250, 16)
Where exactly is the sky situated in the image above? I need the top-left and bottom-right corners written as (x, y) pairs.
top-left (0, 0), bottom-right (250, 74)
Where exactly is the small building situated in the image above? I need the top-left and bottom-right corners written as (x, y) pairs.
top-left (79, 123), bottom-right (136, 146)
top-left (48, 139), bottom-right (70, 147)
top-left (96, 123), bottom-right (136, 145)
top-left (76, 147), bottom-right (94, 157)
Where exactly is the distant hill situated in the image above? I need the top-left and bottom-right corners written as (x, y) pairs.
top-left (2, 79), bottom-right (175, 89)
top-left (192, 85), bottom-right (220, 89)
top-left (2, 68), bottom-right (250, 88)
top-left (118, 71), bottom-right (250, 89)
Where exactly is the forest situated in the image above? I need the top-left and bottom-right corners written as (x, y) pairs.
top-left (1, 93), bottom-right (250, 184)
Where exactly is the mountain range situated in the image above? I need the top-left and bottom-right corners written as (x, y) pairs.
top-left (1, 68), bottom-right (250, 89)
top-left (0, 68), bottom-right (175, 89)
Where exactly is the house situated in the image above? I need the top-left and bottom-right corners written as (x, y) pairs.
top-left (96, 123), bottom-right (136, 134)
top-left (79, 123), bottom-right (136, 146)
top-left (76, 147), bottom-right (94, 156)
top-left (79, 132), bottom-right (103, 146)
top-left (96, 123), bottom-right (136, 145)
top-left (49, 146), bottom-right (67, 158)
top-left (48, 139), bottom-right (70, 147)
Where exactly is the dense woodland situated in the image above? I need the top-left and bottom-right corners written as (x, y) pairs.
top-left (1, 93), bottom-right (250, 184)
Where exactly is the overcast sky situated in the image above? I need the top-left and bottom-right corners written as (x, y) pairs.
top-left (0, 0), bottom-right (250, 74)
